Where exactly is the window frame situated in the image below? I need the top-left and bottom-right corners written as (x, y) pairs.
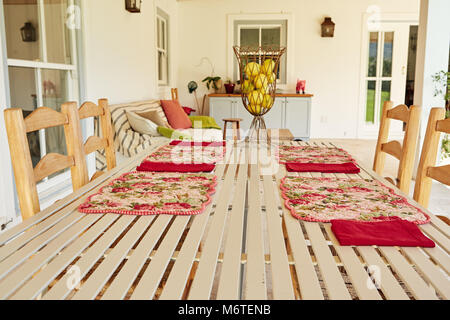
top-left (237, 23), bottom-right (284, 83)
top-left (227, 13), bottom-right (293, 89)
top-left (156, 9), bottom-right (169, 87)
top-left (3, 0), bottom-right (83, 196)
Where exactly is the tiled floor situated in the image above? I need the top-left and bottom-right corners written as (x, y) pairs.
top-left (327, 139), bottom-right (450, 217)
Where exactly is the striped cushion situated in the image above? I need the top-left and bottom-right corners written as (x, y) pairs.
top-left (96, 101), bottom-right (170, 170)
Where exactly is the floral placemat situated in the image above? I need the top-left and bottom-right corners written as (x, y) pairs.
top-left (79, 171), bottom-right (217, 216)
top-left (281, 176), bottom-right (430, 224)
top-left (142, 144), bottom-right (225, 164)
top-left (278, 145), bottom-right (356, 165)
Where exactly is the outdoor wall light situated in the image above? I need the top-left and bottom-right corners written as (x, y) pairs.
top-left (125, 0), bottom-right (142, 13)
top-left (321, 17), bottom-right (335, 37)
top-left (21, 22), bottom-right (36, 42)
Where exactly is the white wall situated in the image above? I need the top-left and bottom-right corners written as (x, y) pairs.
top-left (81, 0), bottom-right (178, 104)
top-left (176, 0), bottom-right (420, 139)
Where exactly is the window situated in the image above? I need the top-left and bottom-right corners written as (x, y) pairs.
top-left (234, 20), bottom-right (287, 84)
top-left (3, 0), bottom-right (82, 191)
top-left (364, 31), bottom-right (394, 124)
top-left (156, 8), bottom-right (169, 86)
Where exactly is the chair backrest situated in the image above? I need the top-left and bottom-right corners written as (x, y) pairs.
top-left (171, 88), bottom-right (179, 102)
top-left (413, 108), bottom-right (450, 208)
top-left (4, 104), bottom-right (85, 220)
top-left (373, 101), bottom-right (421, 194)
top-left (64, 99), bottom-right (116, 183)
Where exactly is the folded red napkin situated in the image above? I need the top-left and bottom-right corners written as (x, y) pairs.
top-left (331, 217), bottom-right (435, 247)
top-left (137, 161), bottom-right (215, 173)
top-left (285, 162), bottom-right (360, 174)
top-left (170, 140), bottom-right (226, 147)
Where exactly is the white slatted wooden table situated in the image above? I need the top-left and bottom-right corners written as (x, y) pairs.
top-left (0, 140), bottom-right (449, 300)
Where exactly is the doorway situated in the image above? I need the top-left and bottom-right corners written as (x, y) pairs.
top-left (358, 18), bottom-right (418, 139)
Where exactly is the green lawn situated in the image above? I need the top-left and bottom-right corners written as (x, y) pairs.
top-left (366, 88), bottom-right (391, 123)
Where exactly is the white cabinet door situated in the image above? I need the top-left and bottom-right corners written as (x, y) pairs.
top-left (264, 98), bottom-right (284, 129)
top-left (235, 100), bottom-right (255, 133)
top-left (209, 98), bottom-right (233, 130)
top-left (285, 98), bottom-right (311, 139)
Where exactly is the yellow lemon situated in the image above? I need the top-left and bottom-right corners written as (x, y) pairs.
top-left (258, 84), bottom-right (270, 95)
top-left (248, 90), bottom-right (264, 106)
top-left (244, 62), bottom-right (261, 78)
top-left (254, 74), bottom-right (268, 89)
top-left (241, 80), bottom-right (254, 94)
top-left (267, 72), bottom-right (276, 84)
top-left (261, 59), bottom-right (275, 75)
top-left (262, 94), bottom-right (274, 109)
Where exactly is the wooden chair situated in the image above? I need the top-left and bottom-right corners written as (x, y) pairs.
top-left (171, 88), bottom-right (179, 102)
top-left (64, 99), bottom-right (116, 183)
top-left (413, 108), bottom-right (450, 213)
top-left (373, 102), bottom-right (421, 194)
top-left (4, 105), bottom-right (87, 220)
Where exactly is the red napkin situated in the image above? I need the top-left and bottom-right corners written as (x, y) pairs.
top-left (285, 162), bottom-right (360, 174)
top-left (170, 140), bottom-right (226, 147)
top-left (137, 161), bottom-right (215, 173)
top-left (331, 217), bottom-right (435, 247)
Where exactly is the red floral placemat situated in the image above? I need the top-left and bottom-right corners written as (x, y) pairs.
top-left (79, 171), bottom-right (217, 216)
top-left (278, 145), bottom-right (356, 164)
top-left (281, 176), bottom-right (430, 224)
top-left (142, 144), bottom-right (225, 164)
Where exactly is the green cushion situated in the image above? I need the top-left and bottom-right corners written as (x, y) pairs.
top-left (157, 126), bottom-right (192, 140)
top-left (189, 116), bottom-right (221, 130)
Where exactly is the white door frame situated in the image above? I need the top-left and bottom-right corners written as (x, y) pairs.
top-left (357, 13), bottom-right (419, 139)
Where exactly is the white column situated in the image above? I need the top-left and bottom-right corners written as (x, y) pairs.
top-left (0, 6), bottom-right (20, 229)
top-left (414, 0), bottom-right (450, 144)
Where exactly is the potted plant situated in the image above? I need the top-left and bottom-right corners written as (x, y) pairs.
top-left (432, 70), bottom-right (450, 163)
top-left (224, 79), bottom-right (235, 94)
top-left (202, 76), bottom-right (222, 94)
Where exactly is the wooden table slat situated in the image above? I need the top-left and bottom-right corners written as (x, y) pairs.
top-left (0, 212), bottom-right (84, 281)
top-left (72, 216), bottom-right (154, 300)
top-left (159, 164), bottom-right (227, 300)
top-left (42, 215), bottom-right (137, 300)
top-left (244, 164), bottom-right (268, 300)
top-left (303, 222), bottom-right (352, 300)
top-left (101, 215), bottom-right (173, 300)
top-left (217, 158), bottom-right (248, 299)
top-left (1, 214), bottom-right (102, 299)
top-left (10, 214), bottom-right (120, 300)
top-left (275, 166), bottom-right (324, 300)
top-left (324, 225), bottom-right (382, 300)
top-left (188, 154), bottom-right (239, 299)
top-left (378, 247), bottom-right (438, 300)
top-left (401, 247), bottom-right (450, 299)
top-left (356, 246), bottom-right (410, 300)
top-left (130, 216), bottom-right (190, 300)
top-left (262, 174), bottom-right (295, 300)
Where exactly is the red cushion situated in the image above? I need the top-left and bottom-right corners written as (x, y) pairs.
top-left (182, 107), bottom-right (196, 115)
top-left (160, 100), bottom-right (192, 129)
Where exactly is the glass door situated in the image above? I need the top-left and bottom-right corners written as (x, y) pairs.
top-left (360, 23), bottom-right (409, 136)
top-left (3, 0), bottom-right (81, 189)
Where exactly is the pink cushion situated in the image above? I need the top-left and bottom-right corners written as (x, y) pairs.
top-left (160, 100), bottom-right (193, 129)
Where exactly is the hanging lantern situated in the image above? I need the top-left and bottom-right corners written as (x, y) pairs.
top-left (321, 17), bottom-right (335, 37)
top-left (125, 0), bottom-right (142, 13)
top-left (20, 22), bottom-right (36, 42)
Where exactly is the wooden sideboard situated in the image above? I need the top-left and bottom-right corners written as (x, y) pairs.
top-left (209, 93), bottom-right (313, 140)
